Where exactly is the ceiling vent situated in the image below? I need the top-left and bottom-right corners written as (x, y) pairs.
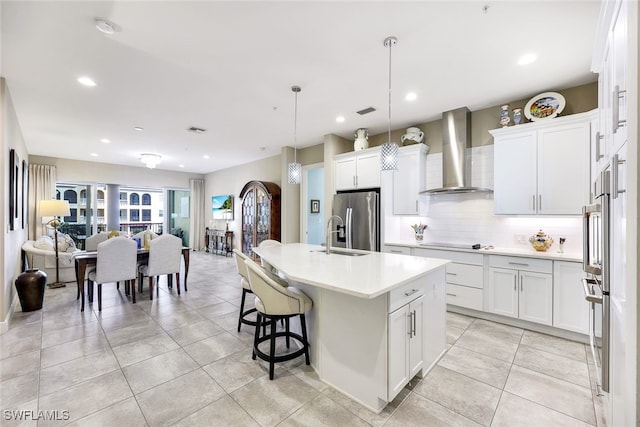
top-left (356, 107), bottom-right (376, 115)
top-left (187, 126), bottom-right (206, 134)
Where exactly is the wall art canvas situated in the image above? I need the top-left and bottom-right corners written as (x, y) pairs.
top-left (212, 195), bottom-right (234, 220)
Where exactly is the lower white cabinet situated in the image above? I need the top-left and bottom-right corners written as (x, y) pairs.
top-left (388, 295), bottom-right (424, 399)
top-left (553, 261), bottom-right (589, 334)
top-left (486, 256), bottom-right (553, 326)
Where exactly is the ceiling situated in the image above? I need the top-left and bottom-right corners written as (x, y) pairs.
top-left (1, 1), bottom-right (601, 174)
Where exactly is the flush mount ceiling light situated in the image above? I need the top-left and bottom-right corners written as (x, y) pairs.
top-left (134, 126), bottom-right (144, 132)
top-left (95, 17), bottom-right (120, 34)
top-left (100, 138), bottom-right (110, 144)
top-left (405, 92), bottom-right (417, 101)
top-left (140, 153), bottom-right (161, 169)
top-left (77, 76), bottom-right (96, 87)
top-left (336, 116), bottom-right (345, 123)
top-left (287, 85), bottom-right (302, 184)
top-left (380, 36), bottom-right (399, 171)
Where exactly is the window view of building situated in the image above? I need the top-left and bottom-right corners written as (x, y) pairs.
top-left (56, 183), bottom-right (165, 248)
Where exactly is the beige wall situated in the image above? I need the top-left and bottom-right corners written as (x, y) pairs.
top-left (28, 156), bottom-right (203, 189)
top-left (367, 82), bottom-right (598, 153)
top-left (204, 155), bottom-right (281, 252)
top-left (1, 79), bottom-right (29, 330)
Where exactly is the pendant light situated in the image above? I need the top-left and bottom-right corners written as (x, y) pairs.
top-left (380, 36), bottom-right (399, 171)
top-left (287, 85), bottom-right (302, 184)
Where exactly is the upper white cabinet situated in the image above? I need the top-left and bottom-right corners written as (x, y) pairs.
top-left (392, 144), bottom-right (427, 215)
top-left (334, 147), bottom-right (381, 191)
top-left (490, 112), bottom-right (594, 215)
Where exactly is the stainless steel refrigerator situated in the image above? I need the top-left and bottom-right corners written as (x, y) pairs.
top-left (331, 190), bottom-right (380, 252)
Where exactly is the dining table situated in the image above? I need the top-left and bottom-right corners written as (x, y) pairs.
top-left (74, 247), bottom-right (190, 311)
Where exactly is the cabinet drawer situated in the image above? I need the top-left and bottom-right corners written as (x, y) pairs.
top-left (384, 245), bottom-right (412, 255)
top-left (445, 284), bottom-right (483, 311)
top-left (389, 281), bottom-right (424, 313)
top-left (446, 263), bottom-right (483, 289)
top-left (414, 248), bottom-right (483, 265)
top-left (489, 255), bottom-right (552, 274)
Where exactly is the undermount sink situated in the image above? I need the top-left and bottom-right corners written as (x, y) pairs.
top-left (311, 249), bottom-right (368, 257)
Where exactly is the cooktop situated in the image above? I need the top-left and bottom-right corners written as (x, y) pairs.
top-left (419, 242), bottom-right (482, 250)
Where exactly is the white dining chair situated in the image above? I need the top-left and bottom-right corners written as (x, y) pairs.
top-left (138, 234), bottom-right (182, 300)
top-left (258, 239), bottom-right (281, 274)
top-left (77, 232), bottom-right (110, 299)
top-left (85, 236), bottom-right (138, 311)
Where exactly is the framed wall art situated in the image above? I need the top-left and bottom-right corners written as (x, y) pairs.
top-left (212, 194), bottom-right (234, 220)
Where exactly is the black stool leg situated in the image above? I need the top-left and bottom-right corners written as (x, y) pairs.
top-left (252, 313), bottom-right (261, 360)
top-left (285, 317), bottom-right (290, 348)
top-left (300, 313), bottom-right (310, 365)
top-left (269, 317), bottom-right (277, 380)
top-left (238, 288), bottom-right (248, 332)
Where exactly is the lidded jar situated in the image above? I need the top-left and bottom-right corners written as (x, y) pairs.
top-left (529, 229), bottom-right (553, 252)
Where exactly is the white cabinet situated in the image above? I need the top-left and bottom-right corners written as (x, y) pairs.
top-left (334, 148), bottom-right (380, 191)
top-left (486, 256), bottom-right (553, 326)
top-left (392, 144), bottom-right (427, 215)
top-left (388, 295), bottom-right (424, 399)
top-left (490, 112), bottom-right (593, 215)
top-left (414, 248), bottom-right (484, 311)
top-left (553, 261), bottom-right (589, 334)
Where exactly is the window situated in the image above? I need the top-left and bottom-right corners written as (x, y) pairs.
top-left (159, 210), bottom-right (164, 218)
top-left (130, 209), bottom-right (140, 221)
top-left (120, 192), bottom-right (127, 201)
top-left (97, 190), bottom-right (105, 200)
top-left (65, 208), bottom-right (77, 223)
top-left (56, 190), bottom-right (60, 200)
top-left (120, 209), bottom-right (128, 221)
top-left (63, 189), bottom-right (77, 204)
top-left (98, 209), bottom-right (105, 217)
top-left (130, 193), bottom-right (140, 205)
top-left (142, 209), bottom-right (151, 222)
top-left (142, 193), bottom-right (151, 205)
top-left (80, 208), bottom-right (86, 217)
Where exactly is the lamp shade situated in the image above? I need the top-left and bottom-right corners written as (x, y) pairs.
top-left (39, 199), bottom-right (70, 217)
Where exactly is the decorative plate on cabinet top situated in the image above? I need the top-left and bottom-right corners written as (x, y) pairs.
top-left (524, 92), bottom-right (566, 121)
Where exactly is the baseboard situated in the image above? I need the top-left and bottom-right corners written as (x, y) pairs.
top-left (0, 293), bottom-right (19, 334)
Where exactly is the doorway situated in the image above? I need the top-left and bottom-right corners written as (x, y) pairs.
top-left (301, 163), bottom-right (324, 245)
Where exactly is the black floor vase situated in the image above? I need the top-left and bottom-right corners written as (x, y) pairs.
top-left (15, 268), bottom-right (47, 312)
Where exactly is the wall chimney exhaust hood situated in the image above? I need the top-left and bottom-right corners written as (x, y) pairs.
top-left (421, 107), bottom-right (493, 195)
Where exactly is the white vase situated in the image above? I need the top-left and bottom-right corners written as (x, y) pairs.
top-left (354, 128), bottom-right (369, 151)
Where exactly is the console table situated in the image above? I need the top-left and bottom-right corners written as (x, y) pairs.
top-left (207, 229), bottom-right (233, 256)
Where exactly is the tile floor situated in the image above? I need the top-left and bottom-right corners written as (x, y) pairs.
top-left (1, 251), bottom-right (606, 426)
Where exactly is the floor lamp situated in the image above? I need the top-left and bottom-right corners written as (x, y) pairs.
top-left (39, 199), bottom-right (71, 288)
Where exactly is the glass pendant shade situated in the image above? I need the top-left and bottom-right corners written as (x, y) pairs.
top-left (380, 142), bottom-right (399, 170)
top-left (288, 161), bottom-right (302, 184)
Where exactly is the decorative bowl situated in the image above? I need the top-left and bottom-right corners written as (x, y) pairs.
top-left (529, 229), bottom-right (553, 252)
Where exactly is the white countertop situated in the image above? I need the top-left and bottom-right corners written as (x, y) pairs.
top-left (385, 241), bottom-right (582, 263)
top-left (252, 243), bottom-right (449, 299)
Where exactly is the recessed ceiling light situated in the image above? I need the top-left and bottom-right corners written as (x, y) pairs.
top-left (518, 53), bottom-right (537, 65)
top-left (77, 76), bottom-right (96, 87)
top-left (179, 164), bottom-right (185, 168)
top-left (90, 153), bottom-right (98, 157)
top-left (203, 155), bottom-right (210, 159)
top-left (134, 126), bottom-right (144, 132)
top-left (405, 92), bottom-right (417, 101)
top-left (95, 18), bottom-right (119, 35)
top-left (100, 138), bottom-right (110, 144)
top-left (336, 116), bottom-right (345, 123)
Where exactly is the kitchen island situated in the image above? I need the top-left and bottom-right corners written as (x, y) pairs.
top-left (251, 243), bottom-right (449, 413)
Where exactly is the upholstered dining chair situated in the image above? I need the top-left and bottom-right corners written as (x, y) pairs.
top-left (245, 257), bottom-right (312, 380)
top-left (138, 234), bottom-right (182, 300)
top-left (77, 232), bottom-right (109, 299)
top-left (85, 236), bottom-right (138, 312)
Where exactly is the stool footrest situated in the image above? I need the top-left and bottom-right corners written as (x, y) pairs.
top-left (253, 331), bottom-right (307, 363)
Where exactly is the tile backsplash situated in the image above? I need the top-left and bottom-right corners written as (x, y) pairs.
top-left (384, 145), bottom-right (583, 255)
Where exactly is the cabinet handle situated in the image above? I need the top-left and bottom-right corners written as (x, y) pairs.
top-left (446, 293), bottom-right (457, 297)
top-left (532, 195), bottom-right (536, 211)
top-left (612, 154), bottom-right (626, 200)
top-left (415, 200), bottom-right (418, 213)
top-left (446, 272), bottom-right (458, 276)
top-left (520, 275), bottom-right (523, 292)
top-left (595, 132), bottom-right (604, 161)
top-left (407, 313), bottom-right (413, 337)
top-left (412, 310), bottom-right (417, 337)
top-left (404, 289), bottom-right (419, 297)
top-left (613, 85), bottom-right (627, 132)
top-left (508, 262), bottom-right (529, 267)
top-left (514, 276), bottom-right (517, 291)
top-left (390, 250), bottom-right (403, 254)
top-left (353, 176), bottom-right (356, 187)
top-left (539, 195), bottom-right (542, 211)
top-left (356, 175), bottom-right (358, 187)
